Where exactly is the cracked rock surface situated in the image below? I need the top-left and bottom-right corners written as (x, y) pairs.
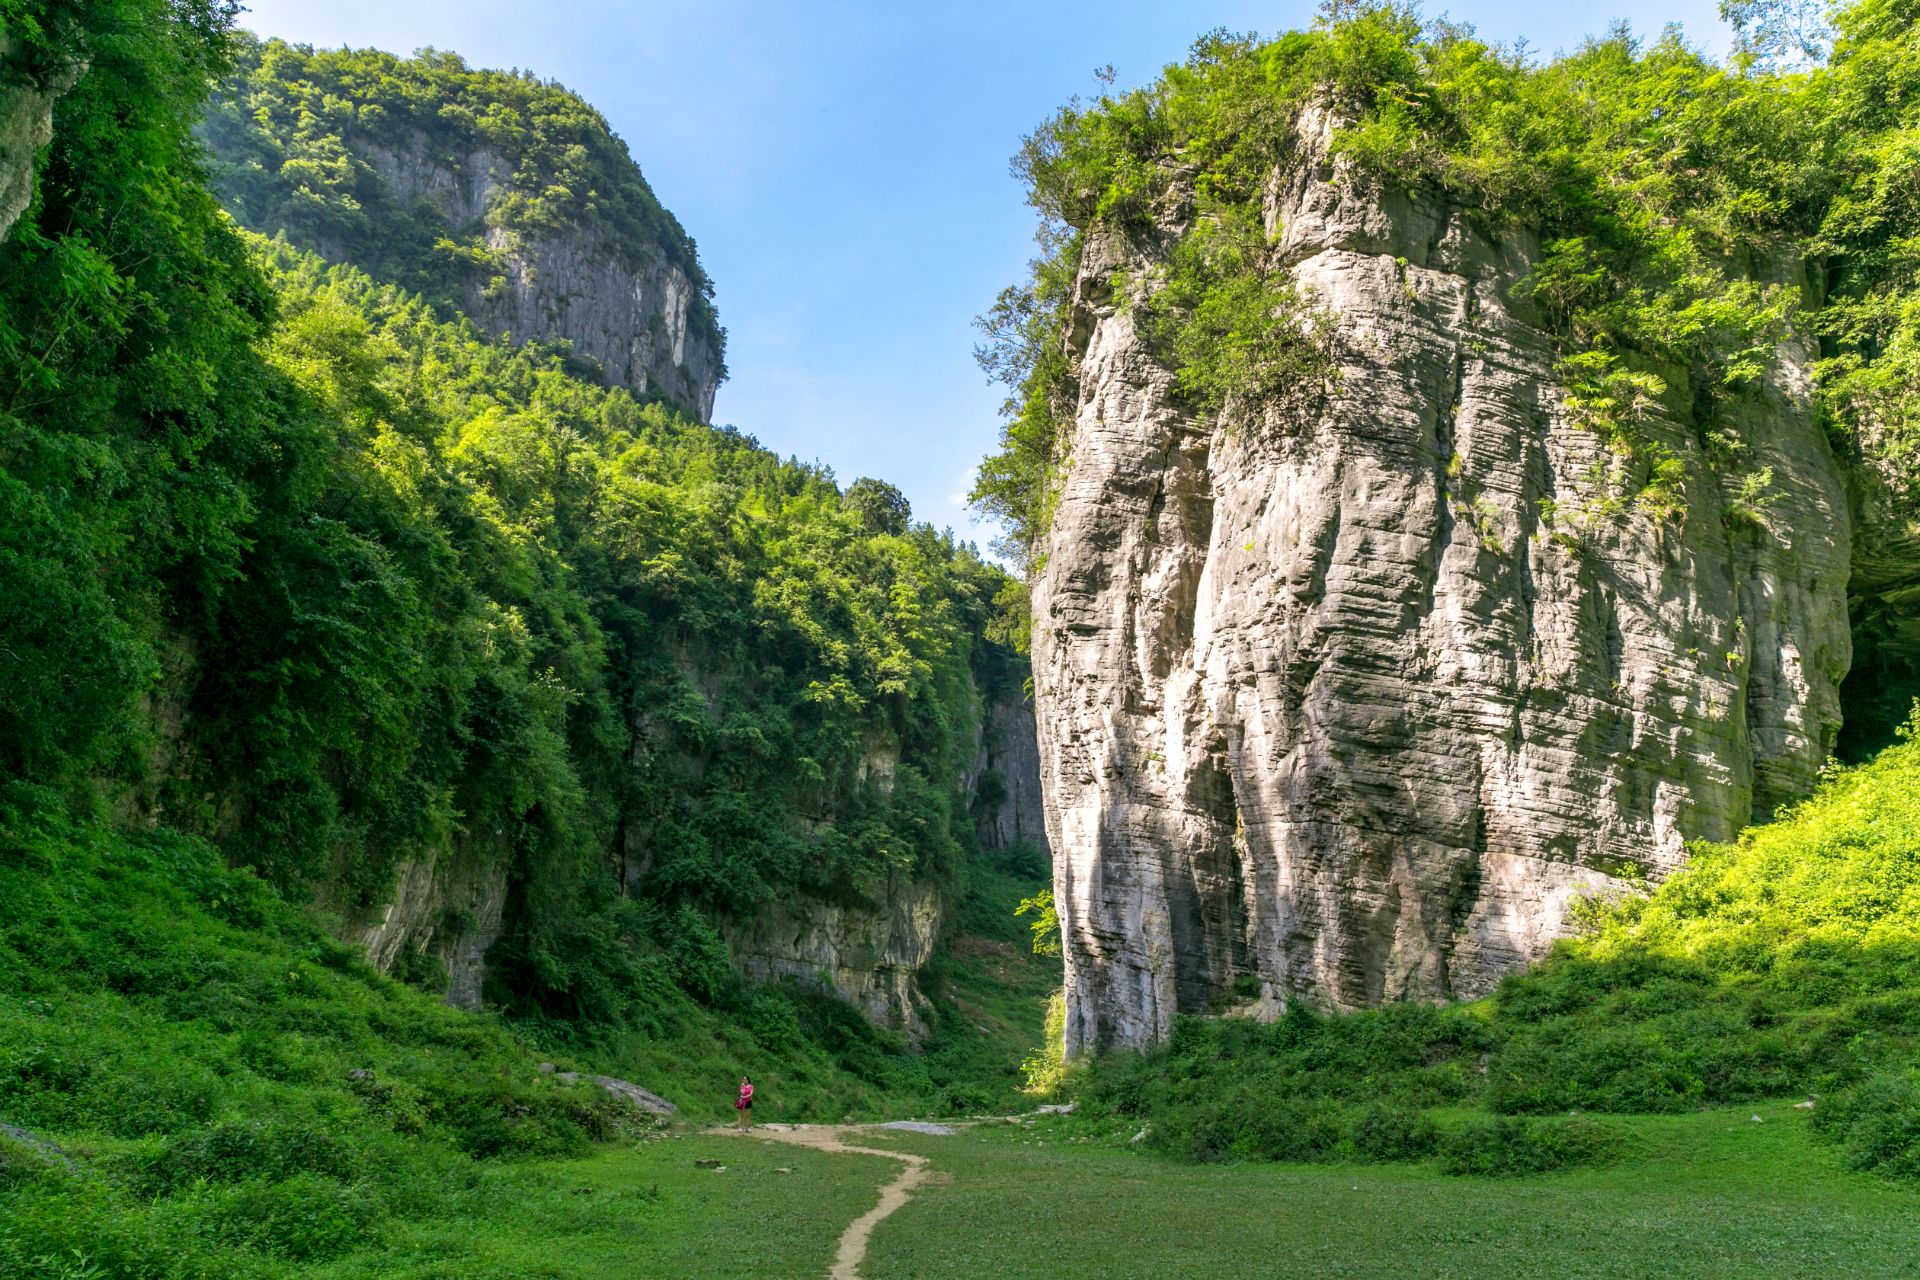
top-left (1034, 109), bottom-right (1852, 1054)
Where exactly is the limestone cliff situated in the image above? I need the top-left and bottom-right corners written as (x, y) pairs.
top-left (338, 131), bottom-right (722, 418)
top-left (726, 876), bottom-right (944, 1037)
top-left (969, 689), bottom-right (1050, 854)
top-left (358, 847), bottom-right (507, 1010)
top-left (1035, 109), bottom-right (1852, 1054)
top-left (201, 38), bottom-right (725, 419)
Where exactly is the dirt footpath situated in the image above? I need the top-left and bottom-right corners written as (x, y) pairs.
top-left (714, 1123), bottom-right (932, 1279)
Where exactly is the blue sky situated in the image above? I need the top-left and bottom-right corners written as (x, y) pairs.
top-left (234, 0), bottom-right (1735, 550)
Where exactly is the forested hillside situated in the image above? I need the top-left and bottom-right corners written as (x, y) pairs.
top-left (1, 0), bottom-right (1039, 1075)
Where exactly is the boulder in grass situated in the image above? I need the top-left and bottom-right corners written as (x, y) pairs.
top-left (548, 1068), bottom-right (677, 1117)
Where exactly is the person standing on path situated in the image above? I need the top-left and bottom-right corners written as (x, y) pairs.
top-left (735, 1075), bottom-right (754, 1133)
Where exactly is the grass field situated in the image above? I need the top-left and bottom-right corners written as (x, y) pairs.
top-left (267, 1103), bottom-right (1914, 1279)
top-left (853, 1107), bottom-right (1920, 1279)
top-left (298, 1133), bottom-right (891, 1280)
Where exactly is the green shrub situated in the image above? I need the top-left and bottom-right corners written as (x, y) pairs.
top-left (0, 1131), bottom-right (59, 1194)
top-left (144, 1117), bottom-right (356, 1190)
top-left (1814, 1071), bottom-right (1920, 1178)
top-left (422, 1076), bottom-right (627, 1158)
top-left (744, 988), bottom-right (804, 1052)
top-left (1224, 1096), bottom-right (1350, 1163)
top-left (1438, 1116), bottom-right (1625, 1177)
top-left (658, 904), bottom-right (738, 1004)
top-left (1351, 1105), bottom-right (1442, 1162)
top-left (211, 1171), bottom-right (382, 1260)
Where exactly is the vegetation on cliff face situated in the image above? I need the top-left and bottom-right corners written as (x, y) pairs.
top-left (199, 34), bottom-right (724, 388)
top-left (976, 0), bottom-right (1920, 740)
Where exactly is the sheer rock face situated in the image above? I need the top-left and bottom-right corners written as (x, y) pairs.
top-left (358, 845), bottom-right (508, 1010)
top-left (1035, 109), bottom-right (1853, 1055)
top-left (342, 134), bottom-right (723, 419)
top-left (970, 692), bottom-right (1051, 853)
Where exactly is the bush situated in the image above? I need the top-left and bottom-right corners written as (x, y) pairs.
top-left (422, 1076), bottom-right (627, 1158)
top-left (1438, 1116), bottom-right (1625, 1177)
top-left (0, 1131), bottom-right (60, 1194)
top-left (212, 1171), bottom-right (382, 1260)
top-left (745, 988), bottom-right (804, 1052)
top-left (1814, 1071), bottom-right (1920, 1178)
top-left (1146, 1093), bottom-right (1444, 1166)
top-left (144, 1117), bottom-right (356, 1191)
top-left (1352, 1105), bottom-right (1442, 1162)
top-left (658, 904), bottom-right (738, 1004)
top-left (1225, 1096), bottom-right (1350, 1162)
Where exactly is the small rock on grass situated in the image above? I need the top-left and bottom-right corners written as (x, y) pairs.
top-left (775, 1167), bottom-right (794, 1174)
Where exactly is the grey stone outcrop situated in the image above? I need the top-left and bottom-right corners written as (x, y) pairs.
top-left (331, 134), bottom-right (723, 419)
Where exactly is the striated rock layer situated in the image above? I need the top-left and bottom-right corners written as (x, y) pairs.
top-left (969, 691), bottom-right (1050, 854)
top-left (1034, 110), bottom-right (1852, 1054)
top-left (358, 846), bottom-right (508, 1011)
top-left (726, 876), bottom-right (944, 1037)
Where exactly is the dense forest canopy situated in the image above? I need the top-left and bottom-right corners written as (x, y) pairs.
top-left (975, 0), bottom-right (1920, 749)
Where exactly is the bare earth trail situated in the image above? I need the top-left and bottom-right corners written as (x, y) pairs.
top-left (710, 1123), bottom-right (933, 1279)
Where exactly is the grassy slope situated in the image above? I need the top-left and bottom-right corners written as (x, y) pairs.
top-left (0, 804), bottom-right (1049, 1277)
top-left (918, 854), bottom-right (1061, 1111)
